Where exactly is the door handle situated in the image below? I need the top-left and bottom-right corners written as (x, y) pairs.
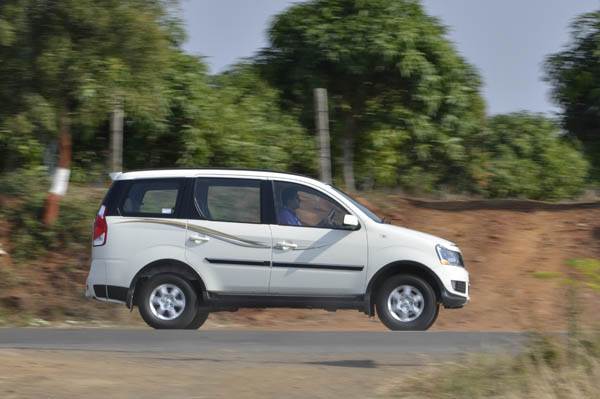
top-left (275, 241), bottom-right (298, 250)
top-left (189, 234), bottom-right (210, 244)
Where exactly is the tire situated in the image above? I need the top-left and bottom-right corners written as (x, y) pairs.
top-left (185, 310), bottom-right (210, 330)
top-left (138, 274), bottom-right (199, 329)
top-left (375, 274), bottom-right (439, 331)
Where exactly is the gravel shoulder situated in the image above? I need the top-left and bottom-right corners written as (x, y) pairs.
top-left (0, 348), bottom-right (425, 399)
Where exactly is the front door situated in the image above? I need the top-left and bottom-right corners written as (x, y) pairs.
top-left (185, 178), bottom-right (272, 294)
top-left (269, 181), bottom-right (368, 295)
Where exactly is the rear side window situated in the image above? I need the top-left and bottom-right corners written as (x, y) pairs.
top-left (119, 179), bottom-right (184, 217)
top-left (194, 178), bottom-right (261, 223)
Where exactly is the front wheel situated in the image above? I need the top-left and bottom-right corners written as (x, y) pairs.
top-left (375, 274), bottom-right (439, 331)
top-left (138, 274), bottom-right (199, 329)
top-left (186, 310), bottom-right (209, 330)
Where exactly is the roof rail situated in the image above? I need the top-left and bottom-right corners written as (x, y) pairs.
top-left (121, 167), bottom-right (319, 181)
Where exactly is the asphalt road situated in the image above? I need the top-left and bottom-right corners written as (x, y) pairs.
top-left (0, 329), bottom-right (528, 357)
top-left (0, 329), bottom-right (535, 398)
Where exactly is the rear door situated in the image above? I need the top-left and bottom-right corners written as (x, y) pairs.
top-left (268, 180), bottom-right (368, 295)
top-left (185, 177), bottom-right (272, 294)
top-left (101, 178), bottom-right (188, 293)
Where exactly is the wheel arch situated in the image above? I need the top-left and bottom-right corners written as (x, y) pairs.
top-left (365, 261), bottom-right (443, 316)
top-left (127, 259), bottom-right (206, 309)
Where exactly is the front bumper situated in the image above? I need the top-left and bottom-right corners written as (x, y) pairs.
top-left (441, 288), bottom-right (468, 308)
top-left (434, 263), bottom-right (469, 308)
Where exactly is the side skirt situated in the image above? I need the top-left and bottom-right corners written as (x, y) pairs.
top-left (204, 293), bottom-right (369, 314)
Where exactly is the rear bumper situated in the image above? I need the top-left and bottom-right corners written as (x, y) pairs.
top-left (85, 260), bottom-right (127, 304)
top-left (84, 281), bottom-right (95, 299)
top-left (85, 260), bottom-right (107, 300)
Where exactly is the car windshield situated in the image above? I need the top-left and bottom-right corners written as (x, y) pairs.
top-left (330, 186), bottom-right (383, 223)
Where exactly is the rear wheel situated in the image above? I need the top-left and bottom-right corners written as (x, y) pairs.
top-left (138, 274), bottom-right (198, 329)
top-left (375, 274), bottom-right (439, 331)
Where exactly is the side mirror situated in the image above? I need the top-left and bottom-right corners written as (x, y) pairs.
top-left (343, 214), bottom-right (360, 229)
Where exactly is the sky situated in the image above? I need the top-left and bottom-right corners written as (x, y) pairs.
top-left (181, 0), bottom-right (599, 116)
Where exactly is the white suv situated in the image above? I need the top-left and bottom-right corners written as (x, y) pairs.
top-left (86, 169), bottom-right (469, 330)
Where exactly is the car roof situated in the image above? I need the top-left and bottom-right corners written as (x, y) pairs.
top-left (113, 168), bottom-right (330, 189)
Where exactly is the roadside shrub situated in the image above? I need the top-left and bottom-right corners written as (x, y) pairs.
top-left (477, 113), bottom-right (589, 200)
top-left (1, 169), bottom-right (103, 261)
top-left (6, 191), bottom-right (98, 261)
top-left (0, 166), bottom-right (49, 198)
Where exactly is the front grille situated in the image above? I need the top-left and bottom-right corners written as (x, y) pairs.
top-left (452, 280), bottom-right (467, 293)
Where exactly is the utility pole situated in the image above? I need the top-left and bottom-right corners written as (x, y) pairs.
top-left (314, 88), bottom-right (332, 184)
top-left (109, 98), bottom-right (124, 173)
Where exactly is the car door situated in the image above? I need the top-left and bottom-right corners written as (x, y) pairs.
top-left (185, 177), bottom-right (272, 294)
top-left (268, 180), bottom-right (368, 295)
top-left (103, 178), bottom-right (189, 295)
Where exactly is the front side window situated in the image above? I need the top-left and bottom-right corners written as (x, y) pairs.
top-left (274, 181), bottom-right (349, 229)
top-left (120, 179), bottom-right (183, 217)
top-left (194, 178), bottom-right (261, 223)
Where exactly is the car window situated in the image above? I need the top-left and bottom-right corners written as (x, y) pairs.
top-left (120, 179), bottom-right (183, 217)
top-left (194, 178), bottom-right (261, 223)
top-left (274, 181), bottom-right (349, 229)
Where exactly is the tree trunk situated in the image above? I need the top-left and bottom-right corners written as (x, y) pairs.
top-left (43, 108), bottom-right (71, 225)
top-left (342, 113), bottom-right (356, 191)
top-left (109, 98), bottom-right (124, 173)
top-left (314, 88), bottom-right (332, 184)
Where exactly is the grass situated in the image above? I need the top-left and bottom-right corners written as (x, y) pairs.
top-left (382, 333), bottom-right (600, 399)
top-left (532, 271), bottom-right (563, 280)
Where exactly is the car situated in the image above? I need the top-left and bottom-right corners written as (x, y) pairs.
top-left (85, 169), bottom-right (469, 330)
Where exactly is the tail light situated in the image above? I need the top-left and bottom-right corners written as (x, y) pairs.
top-left (93, 205), bottom-right (107, 246)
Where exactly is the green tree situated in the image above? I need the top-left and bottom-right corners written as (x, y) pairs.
top-left (123, 50), bottom-right (214, 169)
top-left (478, 113), bottom-right (588, 200)
top-left (261, 0), bottom-right (485, 191)
top-left (179, 64), bottom-right (317, 173)
top-left (0, 0), bottom-right (175, 223)
top-left (546, 10), bottom-right (600, 181)
top-left (123, 60), bottom-right (317, 174)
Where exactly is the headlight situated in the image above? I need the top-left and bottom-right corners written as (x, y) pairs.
top-left (435, 244), bottom-right (463, 266)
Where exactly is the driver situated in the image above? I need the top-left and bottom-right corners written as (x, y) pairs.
top-left (278, 187), bottom-right (302, 226)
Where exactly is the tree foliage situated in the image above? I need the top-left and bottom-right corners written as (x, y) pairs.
top-left (546, 10), bottom-right (600, 180)
top-left (477, 113), bottom-right (588, 200)
top-left (0, 0), bottom-right (593, 201)
top-left (0, 0), bottom-right (175, 170)
top-left (261, 0), bottom-right (486, 190)
top-left (123, 59), bottom-right (317, 173)
top-left (186, 65), bottom-right (316, 173)
top-left (123, 50), bottom-right (213, 168)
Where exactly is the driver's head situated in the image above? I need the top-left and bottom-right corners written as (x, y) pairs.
top-left (282, 187), bottom-right (300, 210)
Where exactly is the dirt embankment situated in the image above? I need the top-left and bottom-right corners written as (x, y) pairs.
top-left (378, 196), bottom-right (600, 331)
top-left (1, 194), bottom-right (599, 330)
